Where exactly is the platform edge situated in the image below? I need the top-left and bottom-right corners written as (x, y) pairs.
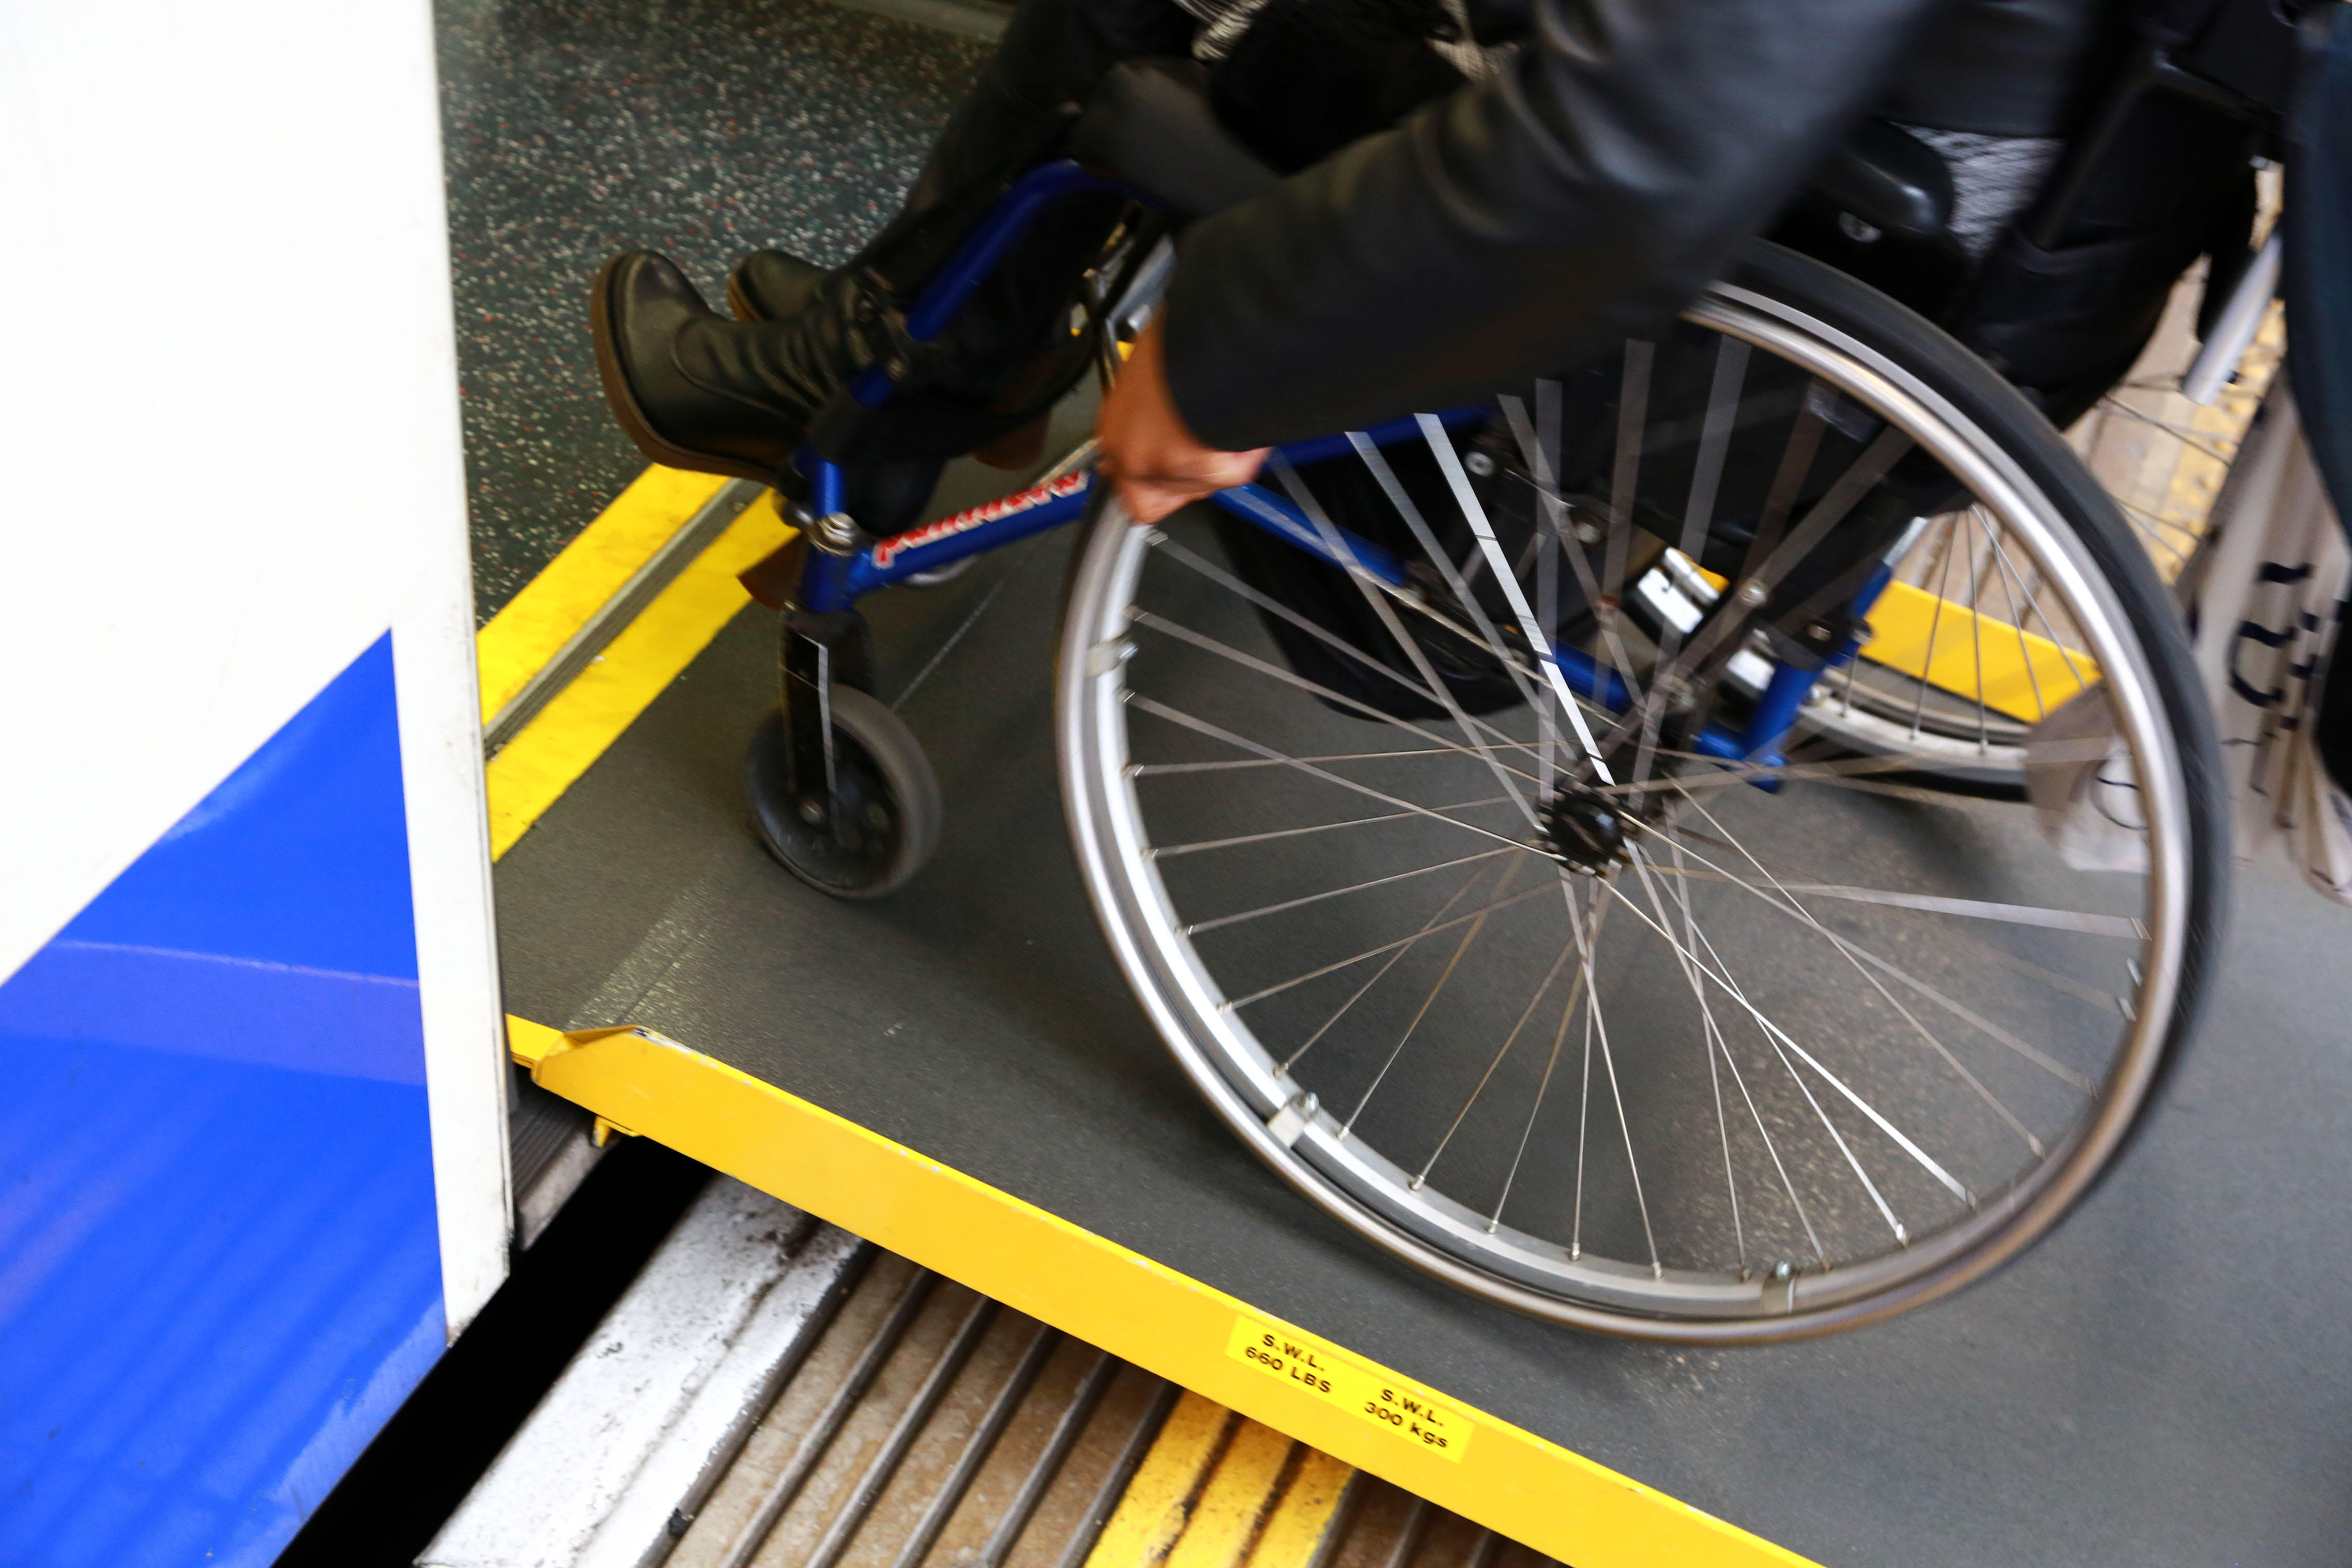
top-left (509, 1018), bottom-right (1818, 1568)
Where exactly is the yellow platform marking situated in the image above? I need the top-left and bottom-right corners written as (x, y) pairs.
top-left (1668, 550), bottom-right (2097, 724)
top-left (504, 1019), bottom-right (1815, 1568)
top-left (1856, 580), bottom-right (2098, 722)
top-left (1088, 1393), bottom-right (1235, 1568)
top-left (1250, 1449), bottom-right (1354, 1568)
top-left (1164, 1418), bottom-right (1301, 1568)
top-left (476, 465), bottom-right (734, 722)
top-left (480, 488), bottom-right (791, 858)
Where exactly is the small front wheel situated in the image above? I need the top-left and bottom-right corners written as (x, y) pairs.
top-left (747, 687), bottom-right (942, 898)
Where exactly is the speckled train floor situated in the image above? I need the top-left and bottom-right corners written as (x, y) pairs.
top-left (436, 0), bottom-right (989, 620)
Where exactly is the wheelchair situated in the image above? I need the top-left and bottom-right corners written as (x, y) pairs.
top-left (714, 5), bottom-right (2337, 1337)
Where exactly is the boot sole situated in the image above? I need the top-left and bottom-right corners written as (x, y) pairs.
top-left (590, 255), bottom-right (782, 487)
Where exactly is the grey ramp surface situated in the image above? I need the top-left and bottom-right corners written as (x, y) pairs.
top-left (496, 524), bottom-right (2352, 1566)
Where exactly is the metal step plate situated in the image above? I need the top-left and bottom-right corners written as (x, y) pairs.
top-left (423, 1183), bottom-right (1554, 1568)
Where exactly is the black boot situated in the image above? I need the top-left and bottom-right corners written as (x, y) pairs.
top-left (590, 252), bottom-right (891, 484)
top-left (726, 251), bottom-right (825, 323)
top-left (595, 0), bottom-right (1189, 482)
top-left (599, 75), bottom-right (1079, 482)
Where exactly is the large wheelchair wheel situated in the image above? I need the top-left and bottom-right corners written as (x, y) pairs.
top-left (1058, 244), bottom-right (2224, 1340)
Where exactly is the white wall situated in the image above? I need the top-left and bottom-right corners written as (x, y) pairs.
top-left (0, 0), bottom-right (509, 1330)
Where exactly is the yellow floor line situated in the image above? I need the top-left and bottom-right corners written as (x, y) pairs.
top-left (477, 465), bottom-right (734, 722)
top-left (1086, 1393), bottom-right (1236, 1568)
top-left (483, 491), bottom-right (791, 858)
top-left (1857, 579), bottom-right (2098, 721)
top-left (1670, 549), bottom-right (2097, 721)
top-left (1165, 1420), bottom-right (1300, 1568)
top-left (1249, 1450), bottom-right (1355, 1568)
top-left (506, 1019), bottom-right (1815, 1568)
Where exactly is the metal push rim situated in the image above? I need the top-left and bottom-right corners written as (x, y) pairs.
top-left (1058, 279), bottom-right (2195, 1340)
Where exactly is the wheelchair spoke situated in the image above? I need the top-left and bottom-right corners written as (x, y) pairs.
top-left (1714, 990), bottom-right (1826, 1267)
top-left (1908, 513), bottom-right (1962, 741)
top-left (1631, 858), bottom-right (2140, 939)
top-left (1419, 414), bottom-right (1617, 779)
top-left (1979, 510), bottom-right (2099, 696)
top-left (1672, 844), bottom-right (1757, 1269)
top-left (1149, 534), bottom-right (1537, 758)
top-left (1127, 613), bottom-right (1544, 789)
top-left (1739, 380), bottom-right (1832, 587)
top-left (1184, 847), bottom-right (1520, 937)
top-left (1496, 378), bottom-right (1653, 724)
top-left (1628, 425), bottom-right (1918, 757)
top-left (1494, 392), bottom-right (1655, 746)
top-left (1533, 382), bottom-right (1566, 796)
top-left (1602, 874), bottom-right (1969, 1213)
top-left (1978, 512), bottom-right (2054, 720)
top-left (1967, 512), bottom-right (1993, 752)
top-left (1133, 746), bottom-right (1493, 777)
top-left (1632, 805), bottom-right (2102, 1089)
top-left (1565, 882), bottom-right (1603, 1260)
top-left (2094, 396), bottom-right (2240, 465)
top-left (1273, 457), bottom-right (1544, 827)
top-left (1697, 770), bottom-right (2027, 814)
top-left (1231, 880), bottom-right (1564, 1012)
top-left (1346, 434), bottom-right (1545, 717)
top-left (1485, 944), bottom-right (1581, 1234)
top-left (1656, 811), bottom-right (2130, 1019)
top-left (1623, 846), bottom-right (1746, 1263)
top-left (1344, 857), bottom-right (1529, 1134)
top-left (1685, 338), bottom-right (1751, 560)
top-left (1594, 734), bottom-right (2117, 800)
top-left (1415, 935), bottom-right (1579, 1187)
top-left (1758, 884), bottom-right (2139, 937)
top-left (1667, 901), bottom-right (1920, 1241)
top-left (1561, 878), bottom-right (1660, 1273)
top-left (1657, 798), bottom-right (2046, 1155)
top-left (2115, 498), bottom-right (2195, 570)
top-left (1151, 795), bottom-right (1517, 858)
top-left (1638, 339), bottom-right (1746, 795)
top-left (1285, 857), bottom-right (1512, 1070)
top-left (1601, 342), bottom-right (1655, 676)
top-left (1128, 695), bottom-right (1538, 852)
top-left (1640, 825), bottom-right (1830, 1265)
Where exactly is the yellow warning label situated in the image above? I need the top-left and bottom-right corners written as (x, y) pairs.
top-left (1225, 1313), bottom-right (1472, 1463)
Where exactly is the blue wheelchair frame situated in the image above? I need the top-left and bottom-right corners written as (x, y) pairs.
top-left (777, 158), bottom-right (1883, 812)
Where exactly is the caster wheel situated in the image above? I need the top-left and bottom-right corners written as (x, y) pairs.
top-left (746, 687), bottom-right (942, 898)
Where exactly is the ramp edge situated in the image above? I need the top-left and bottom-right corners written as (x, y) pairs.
top-left (503, 1018), bottom-right (1817, 1568)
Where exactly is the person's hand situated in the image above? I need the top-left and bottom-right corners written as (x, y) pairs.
top-left (1096, 316), bottom-right (1269, 524)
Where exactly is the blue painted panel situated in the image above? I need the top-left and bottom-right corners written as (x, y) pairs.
top-left (0, 635), bottom-right (445, 1568)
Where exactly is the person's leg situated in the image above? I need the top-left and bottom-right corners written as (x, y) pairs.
top-left (590, 0), bottom-right (1194, 494)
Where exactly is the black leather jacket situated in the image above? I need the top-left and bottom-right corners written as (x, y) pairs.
top-left (1158, 0), bottom-right (2119, 449)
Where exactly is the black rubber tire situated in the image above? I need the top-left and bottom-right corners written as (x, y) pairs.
top-left (746, 688), bottom-right (943, 899)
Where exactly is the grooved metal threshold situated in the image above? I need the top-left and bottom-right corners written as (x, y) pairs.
top-left (422, 1180), bottom-right (1556, 1568)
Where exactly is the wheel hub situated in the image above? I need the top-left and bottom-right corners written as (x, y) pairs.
top-left (1540, 781), bottom-right (1627, 873)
